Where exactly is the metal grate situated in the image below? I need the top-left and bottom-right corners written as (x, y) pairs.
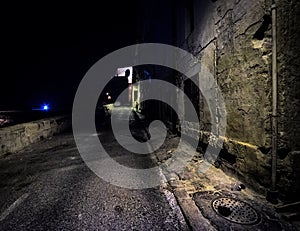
top-left (212, 197), bottom-right (260, 225)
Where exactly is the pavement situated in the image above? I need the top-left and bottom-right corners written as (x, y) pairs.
top-left (132, 108), bottom-right (299, 230)
top-left (154, 136), bottom-right (299, 230)
top-left (0, 106), bottom-right (299, 230)
top-left (0, 114), bottom-right (188, 230)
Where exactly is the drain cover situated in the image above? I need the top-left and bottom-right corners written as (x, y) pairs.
top-left (212, 197), bottom-right (260, 225)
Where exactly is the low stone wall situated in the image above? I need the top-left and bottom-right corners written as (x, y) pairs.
top-left (0, 115), bottom-right (71, 157)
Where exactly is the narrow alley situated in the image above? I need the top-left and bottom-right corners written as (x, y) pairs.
top-left (1, 0), bottom-right (299, 230)
top-left (0, 106), bottom-right (298, 230)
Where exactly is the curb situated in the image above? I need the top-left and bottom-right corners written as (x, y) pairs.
top-left (168, 177), bottom-right (216, 231)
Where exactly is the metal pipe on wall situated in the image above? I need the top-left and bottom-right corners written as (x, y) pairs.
top-left (267, 0), bottom-right (279, 204)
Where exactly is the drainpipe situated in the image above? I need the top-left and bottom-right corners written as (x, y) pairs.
top-left (267, 0), bottom-right (279, 204)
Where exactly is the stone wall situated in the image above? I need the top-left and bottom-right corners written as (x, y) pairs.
top-left (275, 0), bottom-right (300, 201)
top-left (177, 0), bottom-right (300, 201)
top-left (0, 116), bottom-right (71, 157)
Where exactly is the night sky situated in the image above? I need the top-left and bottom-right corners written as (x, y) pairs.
top-left (1, 2), bottom-right (141, 111)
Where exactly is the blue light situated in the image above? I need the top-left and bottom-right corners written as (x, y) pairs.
top-left (32, 103), bottom-right (50, 111)
top-left (42, 104), bottom-right (49, 111)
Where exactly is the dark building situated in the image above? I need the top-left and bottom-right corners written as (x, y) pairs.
top-left (136, 0), bottom-right (300, 201)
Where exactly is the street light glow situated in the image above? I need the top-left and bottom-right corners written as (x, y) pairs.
top-left (42, 104), bottom-right (50, 111)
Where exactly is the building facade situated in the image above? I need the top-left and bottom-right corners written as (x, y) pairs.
top-left (137, 0), bottom-right (300, 201)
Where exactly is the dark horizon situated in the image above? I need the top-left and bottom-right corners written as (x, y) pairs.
top-left (1, 2), bottom-right (141, 111)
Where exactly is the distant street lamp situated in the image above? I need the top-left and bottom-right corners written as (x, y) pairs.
top-left (42, 104), bottom-right (50, 111)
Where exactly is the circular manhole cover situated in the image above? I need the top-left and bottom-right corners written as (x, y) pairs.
top-left (212, 197), bottom-right (260, 225)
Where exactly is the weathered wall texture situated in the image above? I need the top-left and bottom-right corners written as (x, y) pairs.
top-left (178, 0), bottom-right (300, 200)
top-left (0, 116), bottom-right (71, 157)
top-left (275, 0), bottom-right (300, 201)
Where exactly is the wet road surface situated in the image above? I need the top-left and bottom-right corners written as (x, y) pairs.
top-left (0, 107), bottom-right (188, 230)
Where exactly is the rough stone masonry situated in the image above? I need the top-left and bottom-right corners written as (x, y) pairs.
top-left (177, 0), bottom-right (300, 201)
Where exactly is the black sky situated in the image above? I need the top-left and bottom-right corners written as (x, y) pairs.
top-left (1, 2), bottom-right (140, 110)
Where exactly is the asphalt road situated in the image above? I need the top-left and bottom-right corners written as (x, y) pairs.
top-left (0, 108), bottom-right (188, 230)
